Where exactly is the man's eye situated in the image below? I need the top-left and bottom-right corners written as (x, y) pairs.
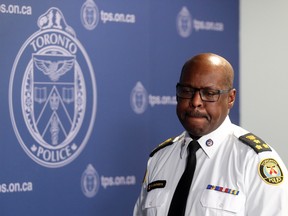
top-left (182, 87), bottom-right (192, 93)
top-left (204, 90), bottom-right (218, 96)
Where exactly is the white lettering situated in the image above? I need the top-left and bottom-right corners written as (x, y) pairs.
top-left (100, 10), bottom-right (136, 24)
top-left (193, 19), bottom-right (224, 32)
top-left (36, 145), bottom-right (73, 162)
top-left (101, 175), bottom-right (136, 189)
top-left (30, 33), bottom-right (77, 54)
top-left (0, 4), bottom-right (32, 15)
top-left (149, 95), bottom-right (177, 107)
top-left (0, 182), bottom-right (33, 193)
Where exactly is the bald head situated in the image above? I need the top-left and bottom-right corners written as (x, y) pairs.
top-left (180, 53), bottom-right (234, 89)
top-left (176, 53), bottom-right (237, 138)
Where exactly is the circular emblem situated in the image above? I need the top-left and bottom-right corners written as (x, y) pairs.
top-left (258, 158), bottom-right (284, 185)
top-left (81, 0), bottom-right (99, 30)
top-left (206, 139), bottom-right (213, 147)
top-left (176, 6), bottom-right (193, 38)
top-left (130, 81), bottom-right (148, 114)
top-left (9, 7), bottom-right (97, 168)
top-left (81, 164), bottom-right (100, 198)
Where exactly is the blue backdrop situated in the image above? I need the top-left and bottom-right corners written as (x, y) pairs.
top-left (0, 0), bottom-right (239, 215)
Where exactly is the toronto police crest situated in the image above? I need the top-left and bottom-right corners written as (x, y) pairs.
top-left (130, 82), bottom-right (148, 114)
top-left (81, 164), bottom-right (100, 198)
top-left (81, 0), bottom-right (99, 30)
top-left (258, 158), bottom-right (284, 185)
top-left (9, 7), bottom-right (97, 168)
top-left (177, 6), bottom-right (192, 38)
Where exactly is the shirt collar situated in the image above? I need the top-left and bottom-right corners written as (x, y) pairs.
top-left (180, 116), bottom-right (233, 159)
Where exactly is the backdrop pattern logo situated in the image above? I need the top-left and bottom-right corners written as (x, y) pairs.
top-left (9, 7), bottom-right (97, 168)
top-left (81, 0), bottom-right (99, 30)
top-left (81, 164), bottom-right (100, 198)
top-left (176, 6), bottom-right (192, 38)
top-left (130, 82), bottom-right (148, 114)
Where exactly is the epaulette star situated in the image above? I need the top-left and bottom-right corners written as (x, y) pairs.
top-left (239, 133), bottom-right (271, 153)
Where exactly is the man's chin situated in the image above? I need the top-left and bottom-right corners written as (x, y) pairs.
top-left (181, 120), bottom-right (209, 136)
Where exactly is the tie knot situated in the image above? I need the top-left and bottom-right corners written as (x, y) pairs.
top-left (188, 140), bottom-right (200, 154)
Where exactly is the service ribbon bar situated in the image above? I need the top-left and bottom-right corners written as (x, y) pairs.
top-left (206, 184), bottom-right (240, 195)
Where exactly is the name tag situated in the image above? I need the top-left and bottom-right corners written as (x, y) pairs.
top-left (147, 180), bottom-right (166, 192)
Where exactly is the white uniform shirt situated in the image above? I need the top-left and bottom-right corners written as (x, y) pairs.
top-left (134, 117), bottom-right (288, 216)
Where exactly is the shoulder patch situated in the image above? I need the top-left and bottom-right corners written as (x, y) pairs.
top-left (258, 158), bottom-right (284, 185)
top-left (149, 137), bottom-right (175, 157)
top-left (239, 133), bottom-right (271, 154)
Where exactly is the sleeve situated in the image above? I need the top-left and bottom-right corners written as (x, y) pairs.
top-left (133, 163), bottom-right (149, 216)
top-left (133, 182), bottom-right (147, 216)
top-left (244, 150), bottom-right (288, 216)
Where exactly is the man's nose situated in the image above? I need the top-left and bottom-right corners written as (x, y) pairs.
top-left (189, 90), bottom-right (203, 107)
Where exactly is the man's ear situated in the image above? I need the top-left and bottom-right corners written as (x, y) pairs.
top-left (228, 88), bottom-right (236, 109)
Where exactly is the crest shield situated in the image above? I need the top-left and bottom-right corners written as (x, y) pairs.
top-left (31, 54), bottom-right (76, 146)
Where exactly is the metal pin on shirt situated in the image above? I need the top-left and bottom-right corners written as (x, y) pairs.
top-left (206, 139), bottom-right (213, 147)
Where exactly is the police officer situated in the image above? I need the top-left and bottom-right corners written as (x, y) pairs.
top-left (133, 53), bottom-right (288, 215)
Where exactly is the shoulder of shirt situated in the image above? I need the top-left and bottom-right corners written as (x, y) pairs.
top-left (149, 135), bottom-right (183, 157)
top-left (234, 128), bottom-right (272, 154)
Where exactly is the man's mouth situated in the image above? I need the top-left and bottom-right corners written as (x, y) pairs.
top-left (186, 111), bottom-right (209, 120)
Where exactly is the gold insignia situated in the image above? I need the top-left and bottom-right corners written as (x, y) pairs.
top-left (149, 137), bottom-right (175, 157)
top-left (147, 180), bottom-right (166, 192)
top-left (258, 158), bottom-right (284, 185)
top-left (239, 133), bottom-right (271, 153)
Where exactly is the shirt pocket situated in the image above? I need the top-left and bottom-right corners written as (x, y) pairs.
top-left (143, 189), bottom-right (168, 210)
top-left (200, 189), bottom-right (246, 215)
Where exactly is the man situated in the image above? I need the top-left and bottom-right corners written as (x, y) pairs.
top-left (133, 53), bottom-right (288, 215)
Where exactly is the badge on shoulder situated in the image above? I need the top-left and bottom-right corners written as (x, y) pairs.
top-left (258, 158), bottom-right (284, 185)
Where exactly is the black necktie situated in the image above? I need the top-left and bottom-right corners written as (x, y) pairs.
top-left (167, 140), bottom-right (200, 216)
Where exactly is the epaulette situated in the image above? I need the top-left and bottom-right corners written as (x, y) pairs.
top-left (239, 133), bottom-right (271, 154)
top-left (149, 137), bottom-right (175, 157)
